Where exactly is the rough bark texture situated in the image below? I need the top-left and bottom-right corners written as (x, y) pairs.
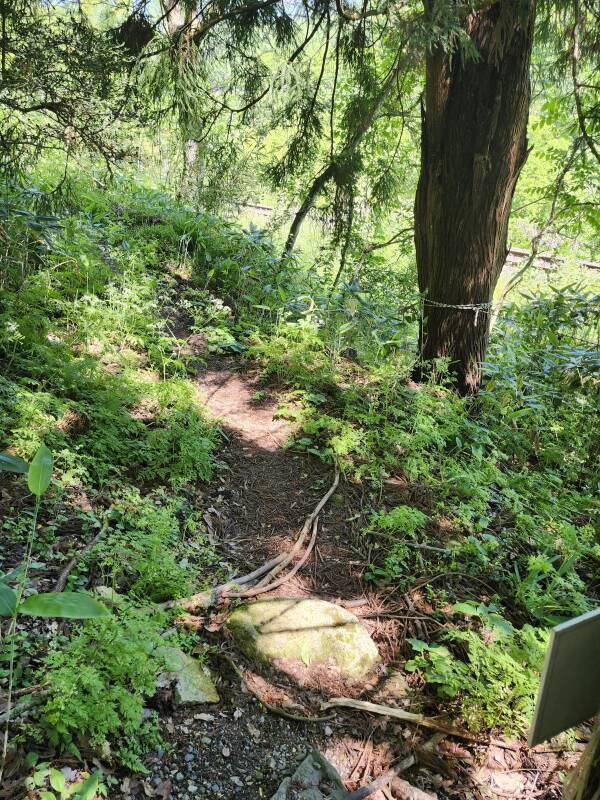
top-left (414, 0), bottom-right (536, 394)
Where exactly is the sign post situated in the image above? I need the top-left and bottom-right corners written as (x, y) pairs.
top-left (528, 608), bottom-right (600, 799)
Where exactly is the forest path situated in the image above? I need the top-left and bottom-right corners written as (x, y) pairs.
top-left (194, 357), bottom-right (369, 604)
top-left (136, 356), bottom-right (395, 800)
top-left (135, 350), bottom-right (564, 800)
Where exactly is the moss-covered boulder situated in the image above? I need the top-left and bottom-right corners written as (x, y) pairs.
top-left (227, 598), bottom-right (379, 682)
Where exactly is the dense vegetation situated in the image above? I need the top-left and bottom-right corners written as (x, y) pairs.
top-left (0, 0), bottom-right (598, 797)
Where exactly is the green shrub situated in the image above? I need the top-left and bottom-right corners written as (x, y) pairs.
top-left (95, 489), bottom-right (216, 603)
top-left (406, 609), bottom-right (548, 734)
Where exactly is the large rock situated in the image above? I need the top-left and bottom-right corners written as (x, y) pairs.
top-left (157, 647), bottom-right (219, 705)
top-left (227, 597), bottom-right (379, 681)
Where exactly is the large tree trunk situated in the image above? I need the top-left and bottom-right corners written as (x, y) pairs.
top-left (413, 0), bottom-right (536, 394)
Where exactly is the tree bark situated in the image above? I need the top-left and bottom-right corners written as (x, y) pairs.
top-left (413, 0), bottom-right (536, 394)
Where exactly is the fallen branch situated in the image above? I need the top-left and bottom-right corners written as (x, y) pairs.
top-left (320, 698), bottom-right (520, 750)
top-left (217, 651), bottom-right (334, 724)
top-left (344, 755), bottom-right (416, 800)
top-left (53, 506), bottom-right (114, 592)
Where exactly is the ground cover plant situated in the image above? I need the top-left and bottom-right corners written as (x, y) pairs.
top-left (0, 176), bottom-right (230, 783)
top-left (1, 0), bottom-right (599, 796)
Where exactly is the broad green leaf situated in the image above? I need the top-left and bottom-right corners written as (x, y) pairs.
top-left (34, 770), bottom-right (48, 788)
top-left (452, 602), bottom-right (479, 616)
top-left (27, 445), bottom-right (53, 497)
top-left (49, 768), bottom-right (66, 794)
top-left (0, 452), bottom-right (29, 473)
top-left (487, 615), bottom-right (514, 636)
top-left (39, 792), bottom-right (56, 800)
top-left (75, 771), bottom-right (101, 800)
top-left (19, 592), bottom-right (110, 619)
top-left (407, 637), bottom-right (428, 652)
top-left (25, 751), bottom-right (39, 767)
top-left (0, 583), bottom-right (17, 616)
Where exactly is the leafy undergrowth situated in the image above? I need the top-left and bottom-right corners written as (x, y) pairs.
top-left (0, 175), bottom-right (251, 780)
top-left (1, 171), bottom-right (598, 787)
top-left (249, 288), bottom-right (599, 735)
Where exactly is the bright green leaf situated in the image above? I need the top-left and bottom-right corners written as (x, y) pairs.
top-left (27, 444), bottom-right (53, 497)
top-left (452, 602), bottom-right (479, 617)
top-left (19, 592), bottom-right (110, 619)
top-left (34, 770), bottom-right (48, 787)
top-left (75, 771), bottom-right (101, 800)
top-left (407, 638), bottom-right (428, 652)
top-left (0, 452), bottom-right (29, 474)
top-left (0, 583), bottom-right (17, 616)
top-left (39, 792), bottom-right (56, 800)
top-left (49, 768), bottom-right (66, 794)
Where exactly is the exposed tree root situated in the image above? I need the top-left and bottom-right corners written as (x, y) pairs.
top-left (217, 650), bottom-right (335, 724)
top-left (165, 469), bottom-right (340, 612)
top-left (320, 698), bottom-right (520, 751)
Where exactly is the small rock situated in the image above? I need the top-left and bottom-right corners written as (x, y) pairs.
top-left (92, 585), bottom-right (126, 606)
top-left (155, 780), bottom-right (172, 799)
top-left (175, 772), bottom-right (185, 782)
top-left (221, 745), bottom-right (231, 757)
top-left (157, 647), bottom-right (220, 705)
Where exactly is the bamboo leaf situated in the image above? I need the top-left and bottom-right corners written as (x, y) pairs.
top-left (27, 445), bottom-right (53, 497)
top-left (19, 592), bottom-right (110, 619)
top-left (0, 452), bottom-right (29, 474)
top-left (0, 583), bottom-right (17, 616)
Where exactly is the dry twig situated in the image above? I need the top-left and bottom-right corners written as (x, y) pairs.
top-left (321, 698), bottom-right (520, 750)
top-left (53, 506), bottom-right (114, 592)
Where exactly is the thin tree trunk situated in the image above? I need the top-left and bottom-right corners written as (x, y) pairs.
top-left (283, 163), bottom-right (335, 255)
top-left (282, 41), bottom-right (413, 258)
top-left (413, 0), bottom-right (536, 394)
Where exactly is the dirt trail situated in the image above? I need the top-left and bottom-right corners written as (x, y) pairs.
top-left (196, 359), bottom-right (367, 601)
top-left (132, 359), bottom-right (380, 800)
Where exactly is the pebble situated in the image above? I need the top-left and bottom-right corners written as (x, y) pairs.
top-left (184, 753), bottom-right (194, 762)
top-left (231, 777), bottom-right (243, 787)
top-left (175, 772), bottom-right (185, 782)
